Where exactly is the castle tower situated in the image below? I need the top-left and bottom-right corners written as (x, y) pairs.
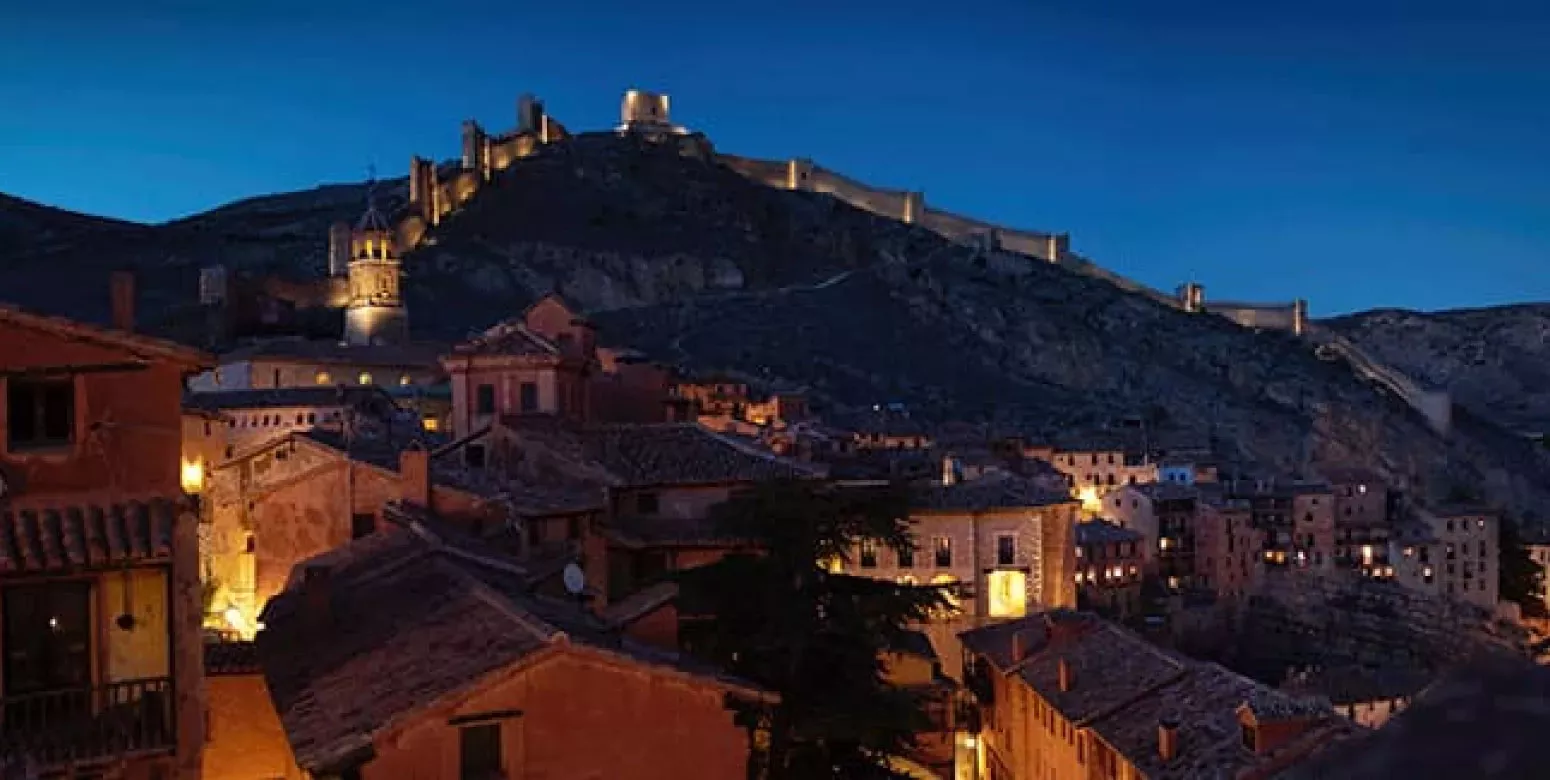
top-left (343, 187), bottom-right (409, 346)
top-left (618, 90), bottom-right (684, 134)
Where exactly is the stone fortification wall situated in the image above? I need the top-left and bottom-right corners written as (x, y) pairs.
top-left (1208, 301), bottom-right (1303, 333)
top-left (717, 153), bottom-right (788, 189)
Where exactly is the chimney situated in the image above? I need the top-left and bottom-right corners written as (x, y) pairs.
top-left (1057, 657), bottom-right (1073, 692)
top-left (1158, 718), bottom-right (1179, 762)
top-left (1010, 630), bottom-right (1029, 663)
top-left (399, 444), bottom-right (430, 509)
top-left (110, 271), bottom-right (136, 332)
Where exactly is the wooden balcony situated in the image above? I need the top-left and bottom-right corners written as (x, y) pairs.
top-left (0, 677), bottom-right (174, 768)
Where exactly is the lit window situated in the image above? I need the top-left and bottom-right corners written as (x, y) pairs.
top-left (315, 371), bottom-right (332, 385)
top-left (987, 570), bottom-right (1027, 618)
top-left (399, 374), bottom-right (412, 386)
top-left (422, 416), bottom-right (441, 432)
top-left (934, 537), bottom-right (952, 567)
top-left (357, 372), bottom-right (372, 385)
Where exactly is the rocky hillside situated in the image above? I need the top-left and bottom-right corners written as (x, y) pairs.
top-left (2, 132), bottom-right (1549, 516)
top-left (1327, 306), bottom-right (1550, 435)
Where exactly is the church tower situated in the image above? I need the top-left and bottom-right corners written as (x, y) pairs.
top-left (343, 187), bottom-right (409, 346)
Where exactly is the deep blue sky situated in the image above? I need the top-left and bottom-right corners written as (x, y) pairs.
top-left (3, 1), bottom-right (1548, 315)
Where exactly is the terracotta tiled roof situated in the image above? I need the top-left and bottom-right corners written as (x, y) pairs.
top-left (218, 338), bottom-right (447, 368)
top-left (259, 524), bottom-right (767, 774)
top-left (1076, 519), bottom-right (1144, 546)
top-left (1316, 466), bottom-right (1387, 487)
top-left (502, 416), bottom-right (818, 487)
top-left (0, 304), bottom-right (212, 368)
top-left (184, 386), bottom-right (395, 412)
top-left (1127, 482), bottom-right (1201, 503)
top-left (451, 321), bottom-right (560, 357)
top-left (600, 516), bottom-right (753, 548)
top-left (961, 611), bottom-right (1348, 779)
top-left (1281, 664), bottom-right (1434, 706)
top-left (0, 497), bottom-right (185, 573)
top-left (911, 473), bottom-right (1074, 512)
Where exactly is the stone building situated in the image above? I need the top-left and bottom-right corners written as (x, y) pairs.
top-left (1194, 499), bottom-right (1265, 601)
top-left (1321, 466), bottom-right (1394, 579)
top-left (845, 471), bottom-right (1078, 676)
top-left (1047, 443), bottom-right (1158, 513)
top-left (470, 415), bottom-right (819, 601)
top-left (189, 339), bottom-right (445, 390)
top-left (257, 524), bottom-right (770, 780)
top-left (340, 194), bottom-right (409, 347)
top-left (1224, 479), bottom-right (1339, 575)
top-left (1073, 520), bottom-right (1144, 621)
top-left (1411, 503), bottom-right (1500, 610)
top-left (201, 425), bottom-right (601, 637)
top-left (183, 385), bottom-right (403, 456)
top-left (0, 303), bottom-right (211, 778)
top-left (959, 611), bottom-right (1350, 780)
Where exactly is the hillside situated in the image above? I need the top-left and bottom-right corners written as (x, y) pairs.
top-left (2, 132), bottom-right (1549, 516)
top-left (1327, 306), bottom-right (1550, 435)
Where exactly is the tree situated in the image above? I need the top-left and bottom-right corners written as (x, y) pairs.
top-left (1499, 514), bottom-right (1546, 618)
top-left (676, 479), bottom-right (950, 779)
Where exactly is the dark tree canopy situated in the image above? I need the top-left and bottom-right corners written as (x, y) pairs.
top-left (676, 479), bottom-right (951, 779)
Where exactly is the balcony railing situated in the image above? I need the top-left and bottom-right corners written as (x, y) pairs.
top-left (0, 677), bottom-right (175, 767)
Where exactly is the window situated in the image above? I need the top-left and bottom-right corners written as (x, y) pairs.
top-left (465, 444), bottom-right (486, 469)
top-left (459, 723), bottom-right (503, 780)
top-left (2, 581), bottom-right (93, 695)
top-left (996, 535), bottom-right (1016, 566)
top-left (7, 378), bottom-right (74, 451)
top-left (898, 546), bottom-right (914, 568)
top-left (637, 492), bottom-right (660, 515)
top-left (315, 371), bottom-right (332, 385)
top-left (519, 382), bottom-right (539, 412)
top-left (272, 368), bottom-right (281, 386)
top-left (399, 374), bottom-right (412, 386)
top-left (860, 539), bottom-right (878, 568)
top-left (567, 516), bottom-right (581, 540)
top-left (351, 514), bottom-right (375, 539)
top-left (357, 372), bottom-right (372, 386)
top-left (987, 570), bottom-right (1026, 618)
top-left (934, 537), bottom-right (952, 567)
top-left (476, 384), bottom-right (496, 415)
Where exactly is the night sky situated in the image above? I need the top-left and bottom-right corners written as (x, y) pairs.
top-left (2, 0), bottom-right (1547, 314)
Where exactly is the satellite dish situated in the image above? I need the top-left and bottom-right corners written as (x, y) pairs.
top-left (562, 563), bottom-right (586, 595)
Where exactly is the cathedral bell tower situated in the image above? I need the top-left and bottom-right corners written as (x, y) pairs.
top-left (343, 184), bottom-right (409, 346)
